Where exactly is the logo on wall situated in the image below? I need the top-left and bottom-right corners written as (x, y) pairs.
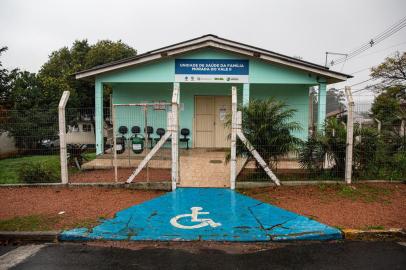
top-left (175, 59), bottom-right (249, 83)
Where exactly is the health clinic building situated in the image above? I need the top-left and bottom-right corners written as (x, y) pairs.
top-left (75, 34), bottom-right (351, 154)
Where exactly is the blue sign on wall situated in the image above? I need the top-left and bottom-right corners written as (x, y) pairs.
top-left (175, 59), bottom-right (249, 83)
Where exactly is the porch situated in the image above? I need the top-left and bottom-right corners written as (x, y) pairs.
top-left (78, 147), bottom-right (302, 187)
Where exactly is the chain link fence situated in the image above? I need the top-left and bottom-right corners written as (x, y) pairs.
top-left (236, 101), bottom-right (406, 183)
top-left (1, 99), bottom-right (404, 185)
top-left (64, 105), bottom-right (172, 184)
top-left (0, 108), bottom-right (60, 184)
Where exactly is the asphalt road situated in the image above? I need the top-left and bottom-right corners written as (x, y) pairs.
top-left (1, 241), bottom-right (405, 270)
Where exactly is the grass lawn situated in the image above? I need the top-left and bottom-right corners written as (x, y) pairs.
top-left (0, 215), bottom-right (62, 231)
top-left (0, 155), bottom-right (60, 184)
top-left (0, 153), bottom-right (96, 184)
top-left (0, 187), bottom-right (164, 231)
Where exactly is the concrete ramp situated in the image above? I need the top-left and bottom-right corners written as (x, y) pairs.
top-left (61, 188), bottom-right (342, 242)
top-left (179, 151), bottom-right (246, 187)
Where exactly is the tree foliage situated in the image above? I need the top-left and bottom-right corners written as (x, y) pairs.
top-left (370, 51), bottom-right (406, 90)
top-left (370, 51), bottom-right (406, 153)
top-left (371, 86), bottom-right (405, 125)
top-left (0, 46), bottom-right (14, 110)
top-left (38, 39), bottom-right (136, 108)
top-left (0, 40), bottom-right (136, 151)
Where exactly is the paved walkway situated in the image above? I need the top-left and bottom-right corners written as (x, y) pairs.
top-left (61, 188), bottom-right (341, 241)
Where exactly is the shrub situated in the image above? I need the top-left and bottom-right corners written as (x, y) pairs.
top-left (298, 134), bottom-right (325, 173)
top-left (18, 161), bottom-right (60, 183)
top-left (354, 127), bottom-right (381, 174)
top-left (299, 119), bottom-right (385, 178)
top-left (299, 118), bottom-right (348, 177)
top-left (227, 98), bottom-right (302, 170)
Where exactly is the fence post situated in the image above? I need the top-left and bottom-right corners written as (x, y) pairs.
top-left (171, 83), bottom-right (180, 190)
top-left (345, 86), bottom-right (354, 184)
top-left (112, 105), bottom-right (118, 182)
top-left (58, 91), bottom-right (70, 184)
top-left (230, 86), bottom-right (237, 190)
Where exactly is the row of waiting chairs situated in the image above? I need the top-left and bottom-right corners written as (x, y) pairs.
top-left (117, 125), bottom-right (190, 150)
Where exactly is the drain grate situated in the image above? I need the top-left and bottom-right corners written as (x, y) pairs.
top-left (209, 160), bottom-right (223, 164)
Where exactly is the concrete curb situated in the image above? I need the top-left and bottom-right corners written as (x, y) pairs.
top-left (0, 231), bottom-right (59, 244)
top-left (0, 180), bottom-right (403, 190)
top-left (0, 182), bottom-right (171, 190)
top-left (1, 228), bottom-right (405, 243)
top-left (342, 228), bottom-right (406, 241)
top-left (237, 180), bottom-right (404, 188)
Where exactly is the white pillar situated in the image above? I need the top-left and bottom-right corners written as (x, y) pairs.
top-left (58, 91), bottom-right (70, 184)
top-left (171, 82), bottom-right (180, 190)
top-left (345, 86), bottom-right (354, 184)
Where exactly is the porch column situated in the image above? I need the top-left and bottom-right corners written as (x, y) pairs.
top-left (317, 80), bottom-right (327, 132)
top-left (243, 83), bottom-right (250, 106)
top-left (95, 79), bottom-right (104, 155)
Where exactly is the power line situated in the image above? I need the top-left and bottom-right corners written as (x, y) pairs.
top-left (351, 78), bottom-right (375, 87)
top-left (343, 41), bottom-right (406, 73)
top-left (329, 16), bottom-right (406, 67)
top-left (350, 67), bottom-right (371, 75)
top-left (352, 40), bottom-right (406, 60)
top-left (335, 78), bottom-right (376, 91)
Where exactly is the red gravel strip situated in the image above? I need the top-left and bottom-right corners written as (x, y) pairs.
top-left (69, 168), bottom-right (171, 183)
top-left (0, 187), bottom-right (164, 230)
top-left (0, 183), bottom-right (404, 231)
top-left (243, 183), bottom-right (406, 229)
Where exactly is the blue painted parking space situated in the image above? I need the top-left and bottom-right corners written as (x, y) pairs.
top-left (61, 188), bottom-right (341, 242)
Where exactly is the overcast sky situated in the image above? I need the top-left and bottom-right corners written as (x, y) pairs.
top-left (1, 0), bottom-right (406, 104)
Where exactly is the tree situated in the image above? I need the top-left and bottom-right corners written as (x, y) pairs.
top-left (3, 70), bottom-right (57, 150)
top-left (228, 98), bottom-right (302, 170)
top-left (371, 86), bottom-right (405, 125)
top-left (370, 51), bottom-right (406, 91)
top-left (0, 46), bottom-right (14, 110)
top-left (2, 40), bottom-right (136, 151)
top-left (38, 39), bottom-right (137, 108)
top-left (370, 51), bottom-right (406, 148)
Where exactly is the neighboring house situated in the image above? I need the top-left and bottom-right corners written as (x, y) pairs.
top-left (327, 109), bottom-right (375, 127)
top-left (66, 121), bottom-right (96, 145)
top-left (0, 131), bottom-right (17, 158)
top-left (75, 34), bottom-right (351, 155)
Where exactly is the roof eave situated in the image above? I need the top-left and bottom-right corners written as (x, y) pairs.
top-left (76, 38), bottom-right (351, 83)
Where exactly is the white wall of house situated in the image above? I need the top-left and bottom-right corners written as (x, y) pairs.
top-left (0, 132), bottom-right (17, 157)
top-left (66, 122), bottom-right (96, 145)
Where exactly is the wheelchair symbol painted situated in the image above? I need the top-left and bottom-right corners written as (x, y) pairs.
top-left (170, 207), bottom-right (221, 230)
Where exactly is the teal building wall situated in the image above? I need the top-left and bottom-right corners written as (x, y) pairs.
top-left (95, 48), bottom-right (323, 153)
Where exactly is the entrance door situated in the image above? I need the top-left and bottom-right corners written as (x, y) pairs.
top-left (194, 96), bottom-right (231, 148)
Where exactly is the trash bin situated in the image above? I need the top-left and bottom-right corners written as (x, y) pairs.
top-left (131, 135), bottom-right (144, 154)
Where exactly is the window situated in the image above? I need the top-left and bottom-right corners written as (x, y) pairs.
top-left (82, 124), bottom-right (92, 132)
top-left (70, 125), bottom-right (79, 132)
